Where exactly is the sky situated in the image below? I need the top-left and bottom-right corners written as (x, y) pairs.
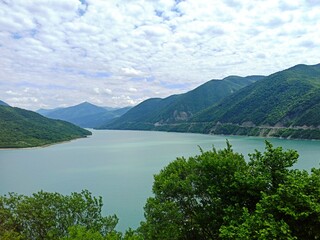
top-left (0, 0), bottom-right (319, 110)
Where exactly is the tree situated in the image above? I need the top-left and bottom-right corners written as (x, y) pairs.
top-left (139, 141), bottom-right (320, 239)
top-left (0, 190), bottom-right (118, 240)
top-left (140, 141), bottom-right (248, 239)
top-left (220, 169), bottom-right (320, 239)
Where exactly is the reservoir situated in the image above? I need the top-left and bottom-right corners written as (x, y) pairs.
top-left (1, 130), bottom-right (319, 231)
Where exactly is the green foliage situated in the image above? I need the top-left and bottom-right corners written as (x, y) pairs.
top-left (139, 141), bottom-right (320, 239)
top-left (0, 190), bottom-right (119, 240)
top-left (220, 169), bottom-right (320, 240)
top-left (62, 225), bottom-right (124, 240)
top-left (62, 226), bottom-right (107, 240)
top-left (247, 142), bottom-right (299, 194)
top-left (140, 141), bottom-right (248, 239)
top-left (122, 228), bottom-right (143, 240)
top-left (0, 105), bottom-right (91, 148)
top-left (271, 128), bottom-right (320, 139)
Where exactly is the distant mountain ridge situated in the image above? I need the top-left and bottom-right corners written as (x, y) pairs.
top-left (100, 75), bottom-right (264, 129)
top-left (37, 107), bottom-right (63, 115)
top-left (38, 102), bottom-right (131, 128)
top-left (0, 105), bottom-right (91, 148)
top-left (0, 100), bottom-right (9, 106)
top-left (100, 63), bottom-right (320, 140)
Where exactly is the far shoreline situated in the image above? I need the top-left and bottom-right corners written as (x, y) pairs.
top-left (2, 128), bottom-right (319, 151)
top-left (0, 135), bottom-right (91, 150)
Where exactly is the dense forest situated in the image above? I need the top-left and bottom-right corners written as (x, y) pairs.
top-left (0, 105), bottom-right (91, 148)
top-left (1, 142), bottom-right (319, 239)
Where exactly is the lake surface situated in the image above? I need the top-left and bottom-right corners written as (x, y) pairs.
top-left (1, 130), bottom-right (319, 231)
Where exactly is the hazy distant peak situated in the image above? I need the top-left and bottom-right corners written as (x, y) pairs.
top-left (37, 101), bottom-right (131, 128)
top-left (0, 100), bottom-right (9, 106)
top-left (79, 101), bottom-right (93, 105)
top-left (76, 101), bottom-right (96, 107)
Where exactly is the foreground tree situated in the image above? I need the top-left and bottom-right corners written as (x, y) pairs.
top-left (139, 141), bottom-right (320, 239)
top-left (0, 190), bottom-right (119, 240)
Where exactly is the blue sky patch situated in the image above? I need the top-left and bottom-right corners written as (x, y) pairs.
top-left (130, 76), bottom-right (155, 82)
top-left (78, 0), bottom-right (88, 16)
top-left (161, 82), bottom-right (190, 89)
top-left (78, 70), bottom-right (112, 78)
top-left (93, 72), bottom-right (112, 78)
top-left (12, 33), bottom-right (22, 39)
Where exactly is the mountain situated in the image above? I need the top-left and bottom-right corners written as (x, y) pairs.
top-left (37, 107), bottom-right (62, 115)
top-left (111, 106), bottom-right (133, 116)
top-left (0, 105), bottom-right (91, 148)
top-left (38, 102), bottom-right (130, 128)
top-left (100, 75), bottom-right (263, 130)
top-left (0, 100), bottom-right (9, 106)
top-left (175, 64), bottom-right (320, 139)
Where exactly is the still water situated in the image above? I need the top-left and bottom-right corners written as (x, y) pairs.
top-left (0, 130), bottom-right (319, 231)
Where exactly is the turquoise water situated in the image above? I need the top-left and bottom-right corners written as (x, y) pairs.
top-left (0, 130), bottom-right (319, 231)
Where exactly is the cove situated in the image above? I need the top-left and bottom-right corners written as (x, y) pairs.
top-left (0, 130), bottom-right (319, 231)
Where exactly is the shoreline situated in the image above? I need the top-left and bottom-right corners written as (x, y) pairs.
top-left (0, 135), bottom-right (91, 150)
top-left (97, 128), bottom-right (320, 141)
top-left (2, 127), bottom-right (319, 150)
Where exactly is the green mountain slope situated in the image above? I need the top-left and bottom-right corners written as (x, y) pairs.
top-left (100, 75), bottom-right (263, 130)
top-left (0, 105), bottom-right (91, 148)
top-left (100, 95), bottom-right (180, 129)
top-left (184, 64), bottom-right (320, 139)
top-left (38, 102), bottom-right (130, 128)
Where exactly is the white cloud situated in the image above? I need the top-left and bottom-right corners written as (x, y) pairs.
top-left (121, 67), bottom-right (145, 77)
top-left (104, 88), bottom-right (113, 95)
top-left (6, 90), bottom-right (20, 96)
top-left (93, 87), bottom-right (100, 94)
top-left (0, 0), bottom-right (319, 110)
top-left (129, 87), bottom-right (138, 92)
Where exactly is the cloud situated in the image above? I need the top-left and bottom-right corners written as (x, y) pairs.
top-left (129, 87), bottom-right (138, 92)
top-left (278, 0), bottom-right (300, 11)
top-left (0, 0), bottom-right (319, 110)
top-left (299, 40), bottom-right (317, 48)
top-left (121, 67), bottom-right (145, 77)
top-left (6, 90), bottom-right (20, 96)
top-left (104, 88), bottom-right (113, 95)
top-left (93, 87), bottom-right (100, 94)
top-left (93, 87), bottom-right (113, 95)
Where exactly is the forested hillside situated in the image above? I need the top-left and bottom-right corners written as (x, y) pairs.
top-left (186, 64), bottom-right (320, 139)
top-left (0, 105), bottom-right (91, 148)
top-left (101, 75), bottom-right (263, 130)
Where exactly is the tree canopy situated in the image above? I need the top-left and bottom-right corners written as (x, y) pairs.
top-left (139, 141), bottom-right (320, 239)
top-left (0, 190), bottom-right (122, 240)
